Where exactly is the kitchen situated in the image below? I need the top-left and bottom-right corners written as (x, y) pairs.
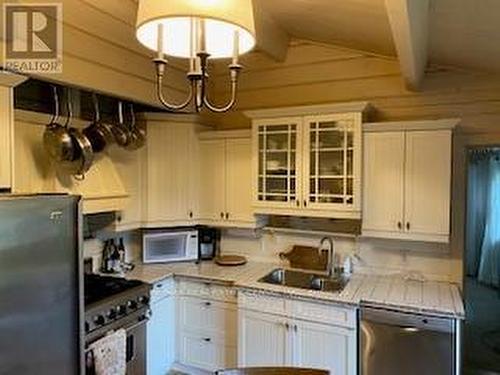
top-left (0, 0), bottom-right (499, 374)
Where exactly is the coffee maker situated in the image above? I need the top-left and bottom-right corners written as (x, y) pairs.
top-left (197, 226), bottom-right (220, 261)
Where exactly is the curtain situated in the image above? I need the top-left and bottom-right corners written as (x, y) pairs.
top-left (467, 150), bottom-right (500, 287)
top-left (466, 156), bottom-right (489, 276)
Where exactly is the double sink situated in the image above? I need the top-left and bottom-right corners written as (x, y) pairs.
top-left (259, 268), bottom-right (348, 293)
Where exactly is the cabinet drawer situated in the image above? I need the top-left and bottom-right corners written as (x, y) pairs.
top-left (178, 330), bottom-right (237, 371)
top-left (238, 290), bottom-right (287, 316)
top-left (178, 296), bottom-right (237, 337)
top-left (177, 279), bottom-right (236, 303)
top-left (150, 277), bottom-right (175, 303)
top-left (290, 299), bottom-right (356, 329)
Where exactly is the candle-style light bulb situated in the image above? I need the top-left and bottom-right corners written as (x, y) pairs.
top-left (189, 18), bottom-right (195, 72)
top-left (232, 30), bottom-right (240, 65)
top-left (157, 23), bottom-right (164, 59)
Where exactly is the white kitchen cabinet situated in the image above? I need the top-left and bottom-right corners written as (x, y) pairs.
top-left (238, 291), bottom-right (357, 375)
top-left (294, 320), bottom-right (356, 375)
top-left (147, 279), bottom-right (176, 375)
top-left (176, 281), bottom-right (237, 372)
top-left (142, 114), bottom-right (202, 227)
top-left (246, 102), bottom-right (369, 219)
top-left (0, 72), bottom-right (28, 189)
top-left (238, 310), bottom-right (289, 367)
top-left (198, 131), bottom-right (257, 228)
top-left (362, 120), bottom-right (458, 243)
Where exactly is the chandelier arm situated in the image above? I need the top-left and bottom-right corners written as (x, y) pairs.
top-left (202, 64), bottom-right (241, 113)
top-left (156, 73), bottom-right (194, 111)
top-left (202, 80), bottom-right (238, 113)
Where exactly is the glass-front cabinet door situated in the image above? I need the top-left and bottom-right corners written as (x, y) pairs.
top-left (253, 118), bottom-right (302, 208)
top-left (303, 114), bottom-right (361, 214)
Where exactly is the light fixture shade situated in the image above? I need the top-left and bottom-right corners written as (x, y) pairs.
top-left (136, 0), bottom-right (256, 59)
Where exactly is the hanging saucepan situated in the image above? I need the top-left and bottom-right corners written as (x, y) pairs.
top-left (125, 103), bottom-right (146, 150)
top-left (111, 101), bottom-right (130, 147)
top-left (43, 86), bottom-right (75, 162)
top-left (82, 93), bottom-right (115, 153)
top-left (59, 89), bottom-right (94, 179)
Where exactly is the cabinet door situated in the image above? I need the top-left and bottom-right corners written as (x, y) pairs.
top-left (225, 138), bottom-right (254, 224)
top-left (0, 87), bottom-right (12, 189)
top-left (145, 123), bottom-right (197, 225)
top-left (404, 130), bottom-right (451, 238)
top-left (362, 132), bottom-right (405, 234)
top-left (294, 320), bottom-right (356, 375)
top-left (238, 310), bottom-right (289, 367)
top-left (253, 118), bottom-right (302, 209)
top-left (303, 114), bottom-right (362, 215)
top-left (147, 297), bottom-right (175, 375)
top-left (198, 139), bottom-right (226, 222)
top-left (113, 146), bottom-right (144, 230)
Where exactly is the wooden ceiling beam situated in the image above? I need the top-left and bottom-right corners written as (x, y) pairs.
top-left (385, 0), bottom-right (430, 90)
top-left (252, 0), bottom-right (290, 62)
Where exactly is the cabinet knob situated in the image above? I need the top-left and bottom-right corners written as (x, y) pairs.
top-left (220, 212), bottom-right (224, 219)
top-left (203, 337), bottom-right (211, 342)
top-left (397, 221), bottom-right (402, 230)
top-left (406, 222), bottom-right (410, 230)
top-left (284, 322), bottom-right (289, 330)
top-left (293, 324), bottom-right (298, 332)
top-left (296, 200), bottom-right (300, 207)
top-left (204, 301), bottom-right (212, 307)
top-left (225, 212), bottom-right (229, 220)
top-left (189, 211), bottom-right (193, 218)
top-left (303, 200), bottom-right (307, 207)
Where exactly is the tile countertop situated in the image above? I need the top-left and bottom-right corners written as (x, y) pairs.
top-left (126, 261), bottom-right (465, 319)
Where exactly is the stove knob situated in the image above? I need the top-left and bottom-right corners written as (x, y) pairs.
top-left (127, 300), bottom-right (138, 310)
top-left (139, 296), bottom-right (149, 305)
top-left (117, 305), bottom-right (127, 315)
top-left (94, 315), bottom-right (105, 326)
top-left (107, 308), bottom-right (117, 320)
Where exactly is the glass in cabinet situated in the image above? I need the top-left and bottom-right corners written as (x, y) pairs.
top-left (254, 118), bottom-right (301, 207)
top-left (303, 114), bottom-right (360, 212)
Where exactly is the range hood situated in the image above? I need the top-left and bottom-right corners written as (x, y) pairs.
top-left (13, 110), bottom-right (128, 214)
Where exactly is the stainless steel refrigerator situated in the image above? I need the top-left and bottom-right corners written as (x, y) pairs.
top-left (0, 195), bottom-right (83, 375)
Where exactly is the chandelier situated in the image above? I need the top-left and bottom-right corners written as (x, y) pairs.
top-left (136, 0), bottom-right (256, 113)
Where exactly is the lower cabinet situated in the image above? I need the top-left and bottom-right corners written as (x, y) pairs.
top-left (176, 281), bottom-right (238, 372)
top-left (238, 293), bottom-right (357, 375)
top-left (147, 280), bottom-right (176, 375)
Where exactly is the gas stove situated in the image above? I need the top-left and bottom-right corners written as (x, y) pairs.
top-left (84, 274), bottom-right (151, 341)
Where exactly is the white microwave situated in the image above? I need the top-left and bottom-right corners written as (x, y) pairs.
top-left (142, 229), bottom-right (198, 263)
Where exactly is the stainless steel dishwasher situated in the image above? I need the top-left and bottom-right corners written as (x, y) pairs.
top-left (360, 307), bottom-right (461, 375)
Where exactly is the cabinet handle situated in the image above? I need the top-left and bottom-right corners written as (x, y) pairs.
top-left (293, 324), bottom-right (298, 332)
top-left (284, 322), bottom-right (289, 330)
top-left (189, 211), bottom-right (193, 219)
top-left (220, 212), bottom-right (224, 219)
top-left (397, 221), bottom-right (402, 230)
top-left (296, 200), bottom-right (300, 207)
top-left (303, 200), bottom-right (307, 207)
top-left (225, 212), bottom-right (229, 220)
top-left (203, 337), bottom-right (211, 342)
top-left (204, 301), bottom-right (212, 307)
top-left (406, 222), bottom-right (410, 231)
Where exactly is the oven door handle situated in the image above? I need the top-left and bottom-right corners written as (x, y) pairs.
top-left (125, 309), bottom-right (151, 332)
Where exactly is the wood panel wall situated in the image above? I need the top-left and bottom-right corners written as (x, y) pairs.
top-left (210, 40), bottom-right (500, 135)
top-left (0, 0), bottom-right (188, 107)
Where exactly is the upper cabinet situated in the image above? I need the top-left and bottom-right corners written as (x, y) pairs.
top-left (0, 72), bottom-right (28, 190)
top-left (141, 114), bottom-right (201, 228)
top-left (198, 131), bottom-right (257, 228)
top-left (362, 120), bottom-right (459, 243)
top-left (246, 102), bottom-right (368, 219)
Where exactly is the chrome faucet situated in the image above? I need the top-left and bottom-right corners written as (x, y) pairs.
top-left (319, 236), bottom-right (335, 278)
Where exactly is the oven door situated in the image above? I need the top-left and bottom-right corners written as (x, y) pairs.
top-left (85, 314), bottom-right (148, 375)
top-left (124, 317), bottom-right (147, 375)
top-left (143, 231), bottom-right (198, 263)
